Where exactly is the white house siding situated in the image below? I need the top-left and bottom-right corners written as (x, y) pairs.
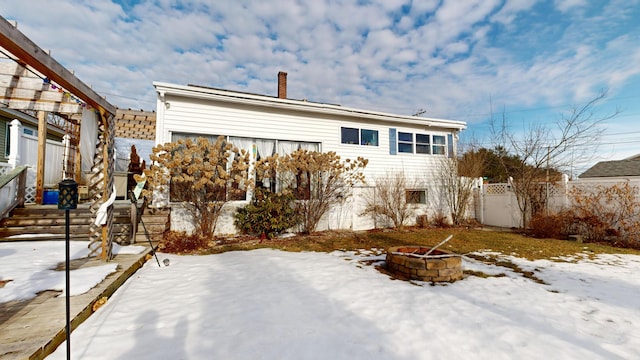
top-left (154, 82), bottom-right (466, 235)
top-left (159, 95), bottom-right (455, 182)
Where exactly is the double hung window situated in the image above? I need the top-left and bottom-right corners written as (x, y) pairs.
top-left (398, 132), bottom-right (413, 153)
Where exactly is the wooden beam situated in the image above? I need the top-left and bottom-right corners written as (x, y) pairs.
top-left (0, 98), bottom-right (82, 113)
top-left (36, 111), bottom-right (47, 204)
top-left (0, 63), bottom-right (90, 112)
top-left (0, 87), bottom-right (81, 103)
top-left (0, 16), bottom-right (116, 115)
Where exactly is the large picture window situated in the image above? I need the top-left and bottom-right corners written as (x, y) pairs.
top-left (167, 135), bottom-right (320, 201)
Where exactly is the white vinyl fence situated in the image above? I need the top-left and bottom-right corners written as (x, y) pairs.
top-left (476, 175), bottom-right (640, 228)
top-left (0, 162), bottom-right (14, 215)
top-left (5, 119), bottom-right (66, 203)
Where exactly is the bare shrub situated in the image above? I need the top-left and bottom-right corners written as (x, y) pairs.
top-left (437, 151), bottom-right (484, 226)
top-left (528, 212), bottom-right (574, 239)
top-left (568, 182), bottom-right (640, 247)
top-left (431, 209), bottom-right (451, 228)
top-left (159, 231), bottom-right (209, 253)
top-left (361, 172), bottom-right (416, 230)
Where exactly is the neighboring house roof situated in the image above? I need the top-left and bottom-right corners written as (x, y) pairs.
top-left (579, 157), bottom-right (640, 178)
top-left (0, 107), bottom-right (65, 137)
top-left (153, 81), bottom-right (467, 131)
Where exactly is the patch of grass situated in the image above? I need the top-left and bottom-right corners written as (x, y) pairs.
top-left (465, 253), bottom-right (547, 284)
top-left (192, 226), bottom-right (640, 260)
top-left (463, 269), bottom-right (507, 279)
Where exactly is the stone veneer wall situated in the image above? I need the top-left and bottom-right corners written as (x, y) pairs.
top-left (386, 246), bottom-right (463, 282)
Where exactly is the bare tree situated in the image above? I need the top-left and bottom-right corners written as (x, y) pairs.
top-left (361, 172), bottom-right (417, 229)
top-left (437, 146), bottom-right (486, 226)
top-left (492, 90), bottom-right (618, 228)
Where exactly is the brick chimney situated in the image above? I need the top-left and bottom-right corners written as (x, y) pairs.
top-left (278, 71), bottom-right (287, 99)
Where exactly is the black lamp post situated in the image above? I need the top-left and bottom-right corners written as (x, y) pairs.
top-left (58, 179), bottom-right (78, 360)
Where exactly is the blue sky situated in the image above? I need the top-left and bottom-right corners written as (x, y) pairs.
top-left (2, 0), bottom-right (639, 172)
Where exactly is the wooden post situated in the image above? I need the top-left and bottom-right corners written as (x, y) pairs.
top-left (36, 111), bottom-right (47, 204)
top-left (130, 201), bottom-right (138, 244)
top-left (17, 168), bottom-right (26, 208)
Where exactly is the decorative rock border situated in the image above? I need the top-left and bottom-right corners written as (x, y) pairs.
top-left (386, 246), bottom-right (463, 282)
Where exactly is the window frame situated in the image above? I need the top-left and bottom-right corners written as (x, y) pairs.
top-left (397, 132), bottom-right (414, 153)
top-left (341, 127), bottom-right (378, 147)
top-left (432, 135), bottom-right (446, 155)
top-left (360, 129), bottom-right (379, 146)
top-left (415, 133), bottom-right (431, 154)
top-left (340, 127), bottom-right (359, 145)
top-left (394, 132), bottom-right (450, 156)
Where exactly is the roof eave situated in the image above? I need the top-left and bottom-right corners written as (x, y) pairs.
top-left (153, 82), bottom-right (467, 131)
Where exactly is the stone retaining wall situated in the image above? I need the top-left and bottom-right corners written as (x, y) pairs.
top-left (386, 246), bottom-right (463, 282)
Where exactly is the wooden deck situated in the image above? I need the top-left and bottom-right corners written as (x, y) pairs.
top-left (0, 248), bottom-right (153, 360)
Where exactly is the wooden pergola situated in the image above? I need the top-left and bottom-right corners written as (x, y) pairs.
top-left (0, 17), bottom-right (118, 261)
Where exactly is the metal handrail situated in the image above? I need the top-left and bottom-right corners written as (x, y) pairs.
top-left (0, 165), bottom-right (29, 219)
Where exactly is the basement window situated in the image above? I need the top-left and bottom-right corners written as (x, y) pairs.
top-left (406, 190), bottom-right (427, 204)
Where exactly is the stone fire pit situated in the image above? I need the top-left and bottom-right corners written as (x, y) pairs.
top-left (386, 246), bottom-right (463, 282)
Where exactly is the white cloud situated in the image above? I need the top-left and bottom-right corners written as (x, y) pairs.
top-left (0, 0), bottom-right (637, 154)
top-left (492, 0), bottom-right (538, 25)
top-left (554, 0), bottom-right (588, 13)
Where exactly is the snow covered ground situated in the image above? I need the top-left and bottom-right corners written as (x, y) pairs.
top-left (0, 241), bottom-right (144, 303)
top-left (2, 241), bottom-right (639, 359)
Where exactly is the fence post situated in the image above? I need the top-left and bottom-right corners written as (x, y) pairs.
top-left (8, 119), bottom-right (22, 168)
top-left (562, 174), bottom-right (570, 210)
top-left (476, 177), bottom-right (484, 224)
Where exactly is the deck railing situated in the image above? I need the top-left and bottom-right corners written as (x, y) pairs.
top-left (0, 165), bottom-right (28, 219)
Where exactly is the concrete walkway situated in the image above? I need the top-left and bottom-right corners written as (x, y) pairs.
top-left (0, 248), bottom-right (153, 360)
